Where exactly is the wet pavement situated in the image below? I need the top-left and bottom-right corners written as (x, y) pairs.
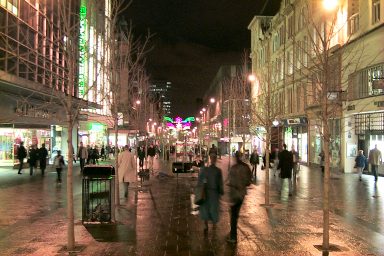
top-left (0, 156), bottom-right (383, 255)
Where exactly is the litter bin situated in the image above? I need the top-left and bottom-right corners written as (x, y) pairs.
top-left (82, 165), bottom-right (115, 223)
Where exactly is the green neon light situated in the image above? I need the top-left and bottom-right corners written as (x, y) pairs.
top-left (89, 123), bottom-right (105, 132)
top-left (78, 1), bottom-right (88, 97)
top-left (163, 116), bottom-right (173, 122)
top-left (183, 117), bottom-right (195, 122)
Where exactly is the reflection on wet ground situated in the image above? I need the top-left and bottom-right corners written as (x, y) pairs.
top-left (0, 157), bottom-right (383, 255)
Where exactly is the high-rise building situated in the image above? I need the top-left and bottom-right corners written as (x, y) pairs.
top-left (149, 81), bottom-right (172, 117)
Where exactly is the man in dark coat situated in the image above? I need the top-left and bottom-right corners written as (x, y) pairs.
top-left (227, 151), bottom-right (252, 243)
top-left (137, 146), bottom-right (146, 170)
top-left (277, 144), bottom-right (294, 195)
top-left (17, 142), bottom-right (27, 174)
top-left (28, 144), bottom-right (38, 176)
top-left (38, 143), bottom-right (48, 176)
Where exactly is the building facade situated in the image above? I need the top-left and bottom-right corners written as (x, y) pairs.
top-left (0, 0), bottom-right (111, 166)
top-left (249, 0), bottom-right (384, 172)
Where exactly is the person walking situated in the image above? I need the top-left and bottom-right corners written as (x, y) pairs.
top-left (197, 152), bottom-right (224, 234)
top-left (28, 144), bottom-right (38, 176)
top-left (277, 144), bottom-right (294, 196)
top-left (271, 148), bottom-right (279, 177)
top-left (38, 143), bottom-right (48, 176)
top-left (100, 145), bottom-right (106, 161)
top-left (17, 141), bottom-right (27, 174)
top-left (319, 150), bottom-right (325, 175)
top-left (77, 142), bottom-right (88, 172)
top-left (118, 145), bottom-right (136, 198)
top-left (53, 150), bottom-right (65, 183)
top-left (147, 144), bottom-right (156, 173)
top-left (227, 151), bottom-right (252, 243)
top-left (355, 150), bottom-right (367, 181)
top-left (249, 149), bottom-right (259, 179)
top-left (137, 146), bottom-right (146, 171)
top-left (291, 146), bottom-right (300, 180)
top-left (368, 144), bottom-right (382, 182)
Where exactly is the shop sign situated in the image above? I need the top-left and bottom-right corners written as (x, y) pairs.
top-left (89, 123), bottom-right (105, 132)
top-left (283, 117), bottom-right (308, 126)
top-left (15, 101), bottom-right (55, 119)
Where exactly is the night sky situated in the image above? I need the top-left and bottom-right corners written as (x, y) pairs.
top-left (125, 0), bottom-right (280, 117)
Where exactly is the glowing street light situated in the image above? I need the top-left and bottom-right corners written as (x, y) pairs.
top-left (210, 97), bottom-right (215, 103)
top-left (323, 0), bottom-right (338, 11)
top-left (135, 100), bottom-right (141, 105)
top-left (248, 74), bottom-right (256, 82)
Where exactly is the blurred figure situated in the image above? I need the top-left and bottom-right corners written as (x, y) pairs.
top-left (118, 145), bottom-right (136, 197)
top-left (277, 144), bottom-right (294, 195)
top-left (249, 148), bottom-right (259, 179)
top-left (147, 144), bottom-right (156, 173)
top-left (355, 150), bottom-right (367, 181)
top-left (28, 144), bottom-right (38, 176)
top-left (271, 147), bottom-right (279, 176)
top-left (53, 150), bottom-right (65, 183)
top-left (291, 146), bottom-right (300, 180)
top-left (369, 145), bottom-right (382, 182)
top-left (100, 145), bottom-right (106, 161)
top-left (227, 151), bottom-right (252, 243)
top-left (38, 143), bottom-right (48, 176)
top-left (137, 146), bottom-right (146, 171)
top-left (77, 142), bottom-right (88, 172)
top-left (197, 152), bottom-right (223, 234)
top-left (17, 141), bottom-right (27, 175)
top-left (319, 150), bottom-right (325, 175)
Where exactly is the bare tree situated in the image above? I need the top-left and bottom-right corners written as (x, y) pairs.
top-left (102, 0), bottom-right (153, 206)
top-left (249, 16), bottom-right (280, 206)
top-left (222, 51), bottom-right (252, 152)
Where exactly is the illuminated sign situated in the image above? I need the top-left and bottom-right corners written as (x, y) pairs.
top-left (163, 116), bottom-right (195, 129)
top-left (89, 123), bottom-right (105, 132)
top-left (79, 1), bottom-right (88, 97)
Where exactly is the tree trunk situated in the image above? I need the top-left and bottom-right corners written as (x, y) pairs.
top-left (66, 119), bottom-right (75, 250)
top-left (114, 116), bottom-right (120, 206)
top-left (264, 131), bottom-right (271, 206)
top-left (323, 136), bottom-right (330, 251)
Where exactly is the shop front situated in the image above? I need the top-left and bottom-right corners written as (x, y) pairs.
top-left (0, 124), bottom-right (51, 166)
top-left (282, 117), bottom-right (308, 163)
top-left (344, 111), bottom-right (384, 174)
top-left (308, 118), bottom-right (341, 168)
top-left (79, 122), bottom-right (107, 147)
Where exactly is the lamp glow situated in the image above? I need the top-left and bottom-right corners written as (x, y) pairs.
top-left (323, 0), bottom-right (338, 11)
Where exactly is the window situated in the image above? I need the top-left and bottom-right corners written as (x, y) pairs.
top-left (372, 0), bottom-right (380, 24)
top-left (280, 58), bottom-right (284, 80)
top-left (287, 15), bottom-right (294, 39)
top-left (298, 7), bottom-right (305, 31)
top-left (288, 50), bottom-right (293, 75)
top-left (303, 36), bottom-right (308, 67)
top-left (349, 13), bottom-right (360, 35)
top-left (348, 64), bottom-right (384, 99)
top-left (273, 32), bottom-right (280, 52)
top-left (296, 41), bottom-right (301, 70)
top-left (279, 25), bottom-right (285, 45)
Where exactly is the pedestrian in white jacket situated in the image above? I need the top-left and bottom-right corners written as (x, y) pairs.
top-left (118, 145), bottom-right (136, 197)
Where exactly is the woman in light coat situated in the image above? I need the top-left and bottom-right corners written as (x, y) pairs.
top-left (118, 145), bottom-right (136, 197)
